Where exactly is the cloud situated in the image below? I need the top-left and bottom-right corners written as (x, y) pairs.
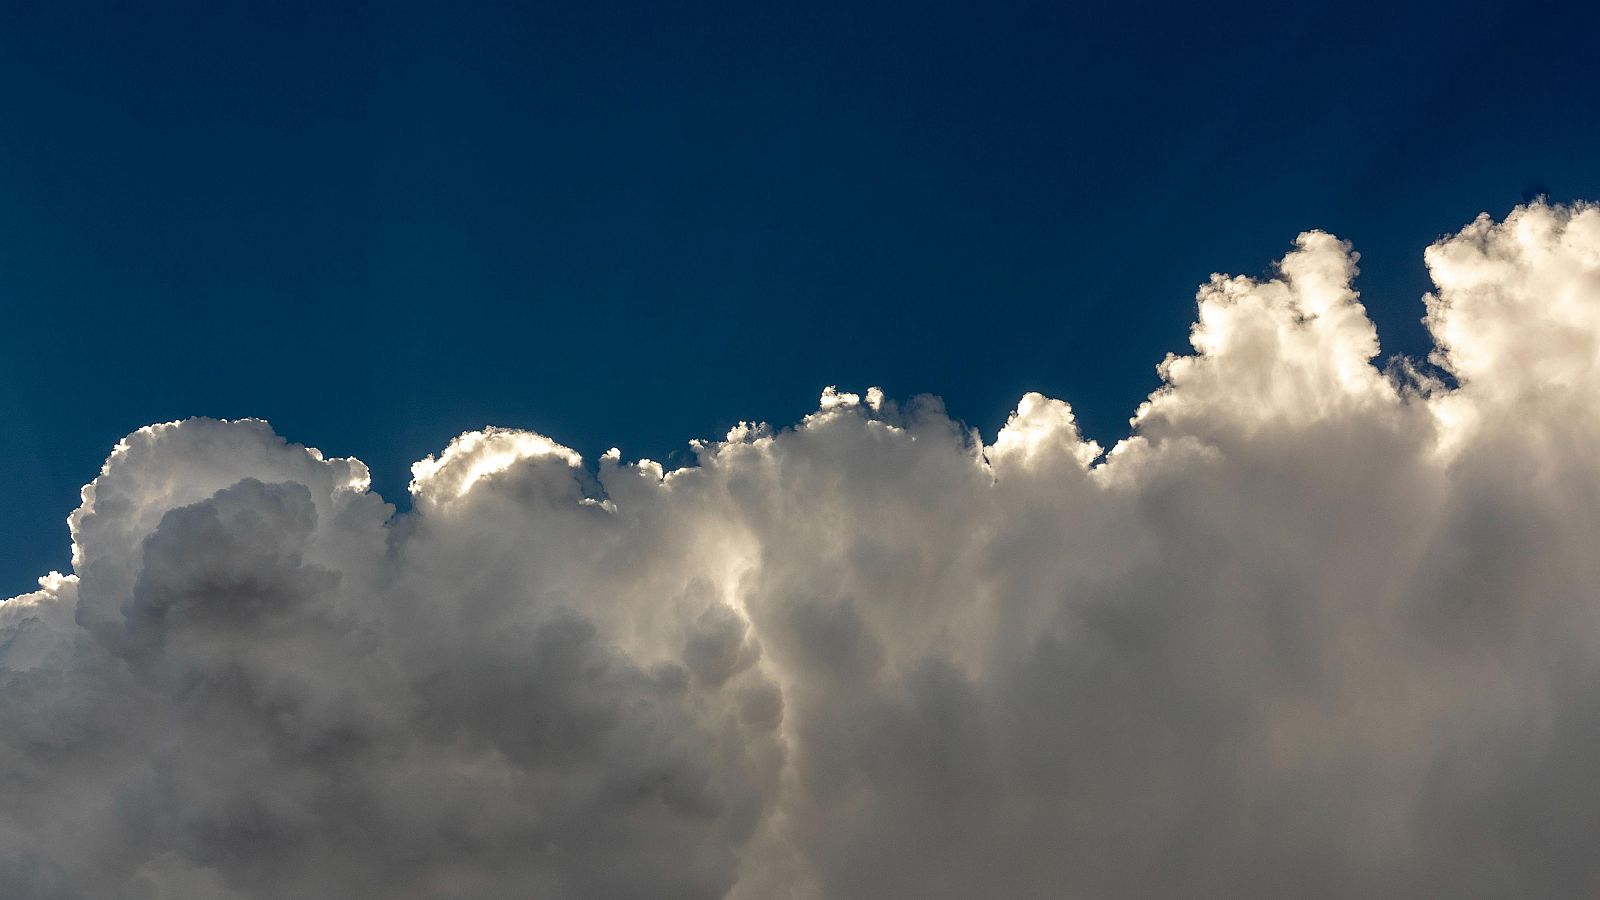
top-left (5, 201), bottom-right (1600, 898)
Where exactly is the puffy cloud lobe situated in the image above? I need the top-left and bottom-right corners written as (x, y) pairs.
top-left (5, 201), bottom-right (1600, 898)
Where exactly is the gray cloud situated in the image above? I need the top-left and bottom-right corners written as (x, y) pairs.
top-left (6, 202), bottom-right (1600, 898)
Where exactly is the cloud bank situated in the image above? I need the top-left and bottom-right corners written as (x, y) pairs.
top-left (6, 202), bottom-right (1600, 898)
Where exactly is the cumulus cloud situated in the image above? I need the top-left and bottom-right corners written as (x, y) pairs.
top-left (6, 201), bottom-right (1600, 898)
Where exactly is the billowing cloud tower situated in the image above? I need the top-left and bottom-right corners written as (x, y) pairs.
top-left (6, 202), bottom-right (1600, 898)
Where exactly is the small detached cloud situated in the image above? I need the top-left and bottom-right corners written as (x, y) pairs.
top-left (6, 202), bottom-right (1600, 899)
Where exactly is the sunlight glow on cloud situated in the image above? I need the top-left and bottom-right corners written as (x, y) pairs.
top-left (410, 426), bottom-right (586, 503)
top-left (5, 203), bottom-right (1600, 898)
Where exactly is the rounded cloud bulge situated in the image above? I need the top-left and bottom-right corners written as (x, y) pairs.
top-left (5, 201), bottom-right (1600, 898)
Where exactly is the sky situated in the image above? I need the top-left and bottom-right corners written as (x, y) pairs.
top-left (5, 0), bottom-right (1600, 591)
top-left (7, 3), bottom-right (1600, 897)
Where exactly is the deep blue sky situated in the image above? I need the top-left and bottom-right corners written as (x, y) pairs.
top-left (3, 0), bottom-right (1598, 591)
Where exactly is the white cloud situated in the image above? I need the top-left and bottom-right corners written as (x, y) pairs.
top-left (5, 202), bottom-right (1600, 898)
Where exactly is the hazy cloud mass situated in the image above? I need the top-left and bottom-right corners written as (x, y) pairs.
top-left (6, 203), bottom-right (1600, 898)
